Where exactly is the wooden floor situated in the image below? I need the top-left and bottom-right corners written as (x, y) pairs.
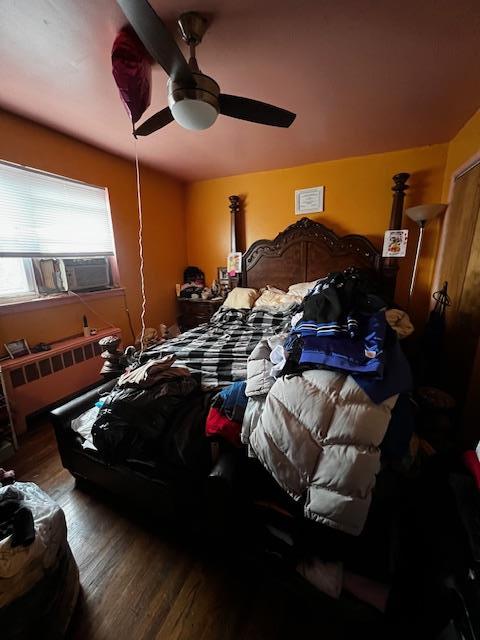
top-left (7, 423), bottom-right (381, 640)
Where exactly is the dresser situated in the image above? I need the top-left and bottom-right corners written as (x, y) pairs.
top-left (176, 298), bottom-right (223, 331)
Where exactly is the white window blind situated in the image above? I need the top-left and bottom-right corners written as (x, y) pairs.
top-left (0, 160), bottom-right (115, 257)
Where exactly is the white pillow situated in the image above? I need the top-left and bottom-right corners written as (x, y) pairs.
top-left (264, 285), bottom-right (286, 295)
top-left (254, 288), bottom-right (302, 311)
top-left (223, 287), bottom-right (259, 309)
top-left (288, 280), bottom-right (319, 299)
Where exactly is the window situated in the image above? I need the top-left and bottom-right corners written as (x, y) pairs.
top-left (0, 160), bottom-right (116, 303)
top-left (0, 258), bottom-right (37, 300)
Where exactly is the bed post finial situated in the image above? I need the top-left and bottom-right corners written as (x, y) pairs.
top-left (389, 173), bottom-right (410, 229)
top-left (228, 195), bottom-right (241, 254)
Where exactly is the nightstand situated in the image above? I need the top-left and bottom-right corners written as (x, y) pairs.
top-left (176, 298), bottom-right (223, 331)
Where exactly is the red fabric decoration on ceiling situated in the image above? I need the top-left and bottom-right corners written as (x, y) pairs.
top-left (111, 25), bottom-right (153, 126)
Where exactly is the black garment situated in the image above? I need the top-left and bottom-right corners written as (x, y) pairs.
top-left (0, 499), bottom-right (35, 547)
top-left (179, 285), bottom-right (204, 299)
top-left (416, 283), bottom-right (450, 387)
top-left (302, 269), bottom-right (386, 326)
top-left (92, 376), bottom-right (198, 464)
top-left (156, 389), bottom-right (213, 473)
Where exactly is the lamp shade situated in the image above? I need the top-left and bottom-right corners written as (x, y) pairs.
top-left (170, 99), bottom-right (218, 131)
top-left (406, 203), bottom-right (447, 224)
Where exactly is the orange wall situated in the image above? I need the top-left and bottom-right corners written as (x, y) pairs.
top-left (0, 109), bottom-right (186, 351)
top-left (186, 144), bottom-right (448, 322)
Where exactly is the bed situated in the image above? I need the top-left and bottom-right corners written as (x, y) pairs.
top-left (50, 173), bottom-right (410, 519)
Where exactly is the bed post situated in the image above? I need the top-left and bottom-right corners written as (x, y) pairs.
top-left (389, 173), bottom-right (410, 229)
top-left (382, 172), bottom-right (410, 302)
top-left (229, 195), bottom-right (240, 254)
top-left (228, 195), bottom-right (241, 288)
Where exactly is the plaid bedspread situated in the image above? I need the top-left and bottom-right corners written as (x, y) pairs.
top-left (140, 307), bottom-right (293, 390)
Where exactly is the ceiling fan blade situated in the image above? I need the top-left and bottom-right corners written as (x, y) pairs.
top-left (116, 0), bottom-right (194, 85)
top-left (135, 107), bottom-right (174, 136)
top-left (218, 94), bottom-right (296, 128)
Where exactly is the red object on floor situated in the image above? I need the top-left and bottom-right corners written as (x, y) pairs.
top-left (205, 407), bottom-right (242, 447)
top-left (463, 450), bottom-right (480, 490)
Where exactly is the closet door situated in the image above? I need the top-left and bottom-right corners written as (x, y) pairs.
top-left (440, 163), bottom-right (480, 329)
top-left (437, 162), bottom-right (480, 444)
top-left (457, 187), bottom-right (480, 445)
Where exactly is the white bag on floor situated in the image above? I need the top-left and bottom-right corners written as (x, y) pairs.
top-left (0, 482), bottom-right (67, 607)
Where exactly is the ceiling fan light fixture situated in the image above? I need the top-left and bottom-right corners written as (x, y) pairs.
top-left (167, 73), bottom-right (220, 130)
top-left (116, 2), bottom-right (297, 135)
top-left (170, 98), bottom-right (218, 130)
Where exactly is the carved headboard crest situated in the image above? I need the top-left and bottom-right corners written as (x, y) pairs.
top-left (244, 217), bottom-right (380, 272)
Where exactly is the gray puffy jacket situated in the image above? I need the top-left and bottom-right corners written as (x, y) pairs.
top-left (246, 346), bottom-right (397, 535)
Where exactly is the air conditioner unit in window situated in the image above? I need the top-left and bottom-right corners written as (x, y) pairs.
top-left (63, 257), bottom-right (111, 292)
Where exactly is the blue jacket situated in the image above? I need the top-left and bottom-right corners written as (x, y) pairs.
top-left (295, 311), bottom-right (387, 377)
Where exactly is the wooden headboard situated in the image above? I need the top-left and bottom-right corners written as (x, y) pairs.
top-left (236, 173), bottom-right (410, 304)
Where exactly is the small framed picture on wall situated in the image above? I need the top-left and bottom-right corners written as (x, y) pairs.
top-left (217, 267), bottom-right (229, 284)
top-left (5, 338), bottom-right (30, 359)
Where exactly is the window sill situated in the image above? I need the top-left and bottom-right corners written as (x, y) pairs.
top-left (0, 288), bottom-right (125, 316)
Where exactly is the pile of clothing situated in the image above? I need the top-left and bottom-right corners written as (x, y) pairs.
top-left (205, 381), bottom-right (248, 447)
top-left (289, 269), bottom-right (412, 381)
top-left (91, 355), bottom-right (210, 473)
top-left (240, 269), bottom-right (415, 536)
top-left (117, 354), bottom-right (190, 386)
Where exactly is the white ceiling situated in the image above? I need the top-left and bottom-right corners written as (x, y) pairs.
top-left (0, 0), bottom-right (479, 181)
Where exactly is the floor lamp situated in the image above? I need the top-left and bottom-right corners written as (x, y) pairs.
top-left (406, 203), bottom-right (447, 302)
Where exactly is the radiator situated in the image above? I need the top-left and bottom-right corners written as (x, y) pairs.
top-left (0, 327), bottom-right (121, 437)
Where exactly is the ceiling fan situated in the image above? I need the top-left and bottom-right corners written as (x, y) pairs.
top-left (116, 0), bottom-right (296, 135)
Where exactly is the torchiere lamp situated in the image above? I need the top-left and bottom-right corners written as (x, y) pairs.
top-left (406, 203), bottom-right (447, 301)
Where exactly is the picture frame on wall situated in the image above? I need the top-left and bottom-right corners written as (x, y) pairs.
top-left (217, 266), bottom-right (229, 284)
top-left (4, 338), bottom-right (31, 359)
top-left (295, 186), bottom-right (325, 215)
